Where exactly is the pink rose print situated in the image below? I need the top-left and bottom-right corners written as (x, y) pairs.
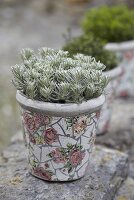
top-left (51, 148), bottom-right (66, 164)
top-left (23, 112), bottom-right (42, 134)
top-left (119, 90), bottom-right (129, 97)
top-left (23, 112), bottom-right (52, 134)
top-left (34, 114), bottom-right (51, 126)
top-left (124, 51), bottom-right (134, 60)
top-left (33, 167), bottom-right (52, 181)
top-left (73, 118), bottom-right (87, 134)
top-left (44, 128), bottom-right (58, 144)
top-left (103, 120), bottom-right (110, 133)
top-left (34, 113), bottom-right (43, 125)
top-left (44, 163), bottom-right (49, 168)
top-left (96, 111), bottom-right (100, 119)
top-left (70, 149), bottom-right (85, 167)
top-left (48, 144), bottom-right (86, 174)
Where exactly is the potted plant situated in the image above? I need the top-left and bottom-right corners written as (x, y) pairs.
top-left (82, 5), bottom-right (134, 97)
top-left (63, 34), bottom-right (123, 135)
top-left (12, 48), bottom-right (108, 181)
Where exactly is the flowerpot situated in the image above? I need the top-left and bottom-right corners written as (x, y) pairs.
top-left (105, 40), bottom-right (134, 98)
top-left (16, 91), bottom-right (105, 181)
top-left (96, 66), bottom-right (123, 135)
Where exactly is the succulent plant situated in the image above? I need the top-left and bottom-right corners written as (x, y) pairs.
top-left (63, 34), bottom-right (119, 71)
top-left (12, 48), bottom-right (109, 103)
top-left (82, 5), bottom-right (134, 43)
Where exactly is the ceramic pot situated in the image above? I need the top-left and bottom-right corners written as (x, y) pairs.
top-left (105, 40), bottom-right (134, 98)
top-left (96, 66), bottom-right (123, 135)
top-left (16, 91), bottom-right (105, 181)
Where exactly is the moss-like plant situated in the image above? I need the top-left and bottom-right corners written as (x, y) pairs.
top-left (82, 5), bottom-right (134, 42)
top-left (63, 34), bottom-right (119, 71)
top-left (11, 48), bottom-right (108, 103)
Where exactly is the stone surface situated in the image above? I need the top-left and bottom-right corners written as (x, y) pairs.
top-left (115, 177), bottom-right (134, 200)
top-left (96, 98), bottom-right (134, 179)
top-left (0, 140), bottom-right (128, 200)
top-left (96, 98), bottom-right (134, 198)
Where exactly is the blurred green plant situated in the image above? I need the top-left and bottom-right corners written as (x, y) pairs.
top-left (63, 34), bottom-right (119, 71)
top-left (11, 48), bottom-right (108, 103)
top-left (82, 5), bottom-right (134, 42)
top-left (66, 0), bottom-right (90, 5)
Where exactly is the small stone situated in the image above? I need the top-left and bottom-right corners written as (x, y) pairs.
top-left (9, 176), bottom-right (23, 185)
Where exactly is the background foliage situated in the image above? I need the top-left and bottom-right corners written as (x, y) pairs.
top-left (63, 34), bottom-right (119, 71)
top-left (82, 5), bottom-right (134, 42)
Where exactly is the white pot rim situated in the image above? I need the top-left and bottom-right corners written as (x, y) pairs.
top-left (16, 91), bottom-right (105, 117)
top-left (103, 65), bottom-right (123, 80)
top-left (104, 40), bottom-right (134, 52)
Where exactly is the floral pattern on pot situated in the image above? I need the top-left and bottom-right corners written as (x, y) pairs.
top-left (48, 144), bottom-right (85, 173)
top-left (23, 112), bottom-right (52, 134)
top-left (21, 109), bottom-right (98, 181)
top-left (33, 167), bottom-right (53, 181)
top-left (116, 54), bottom-right (134, 98)
top-left (97, 80), bottom-right (119, 135)
top-left (123, 50), bottom-right (134, 61)
top-left (44, 128), bottom-right (58, 144)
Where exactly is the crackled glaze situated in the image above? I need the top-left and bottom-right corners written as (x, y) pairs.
top-left (21, 109), bottom-right (98, 181)
top-left (105, 41), bottom-right (134, 98)
top-left (116, 53), bottom-right (134, 98)
top-left (97, 67), bottom-right (122, 135)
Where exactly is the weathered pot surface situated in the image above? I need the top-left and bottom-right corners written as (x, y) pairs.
top-left (16, 91), bottom-right (105, 181)
top-left (103, 65), bottom-right (123, 81)
top-left (97, 65), bottom-right (123, 135)
top-left (105, 40), bottom-right (134, 52)
top-left (105, 40), bottom-right (134, 98)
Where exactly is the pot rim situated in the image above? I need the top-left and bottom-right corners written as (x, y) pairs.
top-left (104, 40), bottom-right (134, 52)
top-left (16, 91), bottom-right (105, 117)
top-left (103, 65), bottom-right (123, 80)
